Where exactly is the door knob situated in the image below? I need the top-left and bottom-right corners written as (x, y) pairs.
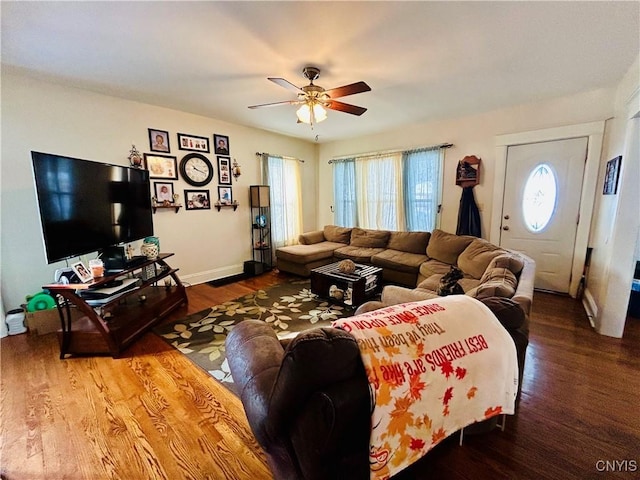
top-left (504, 215), bottom-right (510, 220)
top-left (502, 226), bottom-right (510, 231)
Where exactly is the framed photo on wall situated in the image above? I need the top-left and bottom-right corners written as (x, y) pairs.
top-left (184, 189), bottom-right (211, 210)
top-left (603, 155), bottom-right (622, 195)
top-left (217, 156), bottom-right (232, 185)
top-left (218, 186), bottom-right (232, 205)
top-left (148, 128), bottom-right (170, 153)
top-left (213, 134), bottom-right (230, 155)
top-left (177, 133), bottom-right (210, 153)
top-left (143, 154), bottom-right (178, 179)
top-left (153, 182), bottom-right (175, 204)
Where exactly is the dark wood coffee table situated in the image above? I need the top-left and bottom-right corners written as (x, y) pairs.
top-left (310, 262), bottom-right (383, 307)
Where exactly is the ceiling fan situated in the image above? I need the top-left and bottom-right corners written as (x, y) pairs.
top-left (248, 67), bottom-right (371, 125)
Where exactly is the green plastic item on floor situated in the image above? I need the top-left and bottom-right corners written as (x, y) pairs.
top-left (25, 291), bottom-right (55, 312)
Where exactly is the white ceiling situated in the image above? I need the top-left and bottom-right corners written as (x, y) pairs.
top-left (2, 1), bottom-right (638, 143)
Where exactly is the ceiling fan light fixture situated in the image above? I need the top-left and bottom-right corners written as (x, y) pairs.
top-left (296, 102), bottom-right (327, 124)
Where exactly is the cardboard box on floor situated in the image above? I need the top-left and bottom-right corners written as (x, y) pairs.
top-left (23, 306), bottom-right (83, 335)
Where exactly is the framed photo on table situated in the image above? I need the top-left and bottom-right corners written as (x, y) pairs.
top-left (217, 156), bottom-right (232, 185)
top-left (71, 261), bottom-right (93, 283)
top-left (144, 154), bottom-right (178, 179)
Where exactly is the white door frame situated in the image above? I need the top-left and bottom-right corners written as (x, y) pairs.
top-left (490, 121), bottom-right (605, 297)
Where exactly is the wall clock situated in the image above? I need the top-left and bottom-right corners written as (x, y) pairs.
top-left (179, 153), bottom-right (214, 187)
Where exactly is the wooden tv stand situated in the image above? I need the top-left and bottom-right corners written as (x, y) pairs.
top-left (44, 253), bottom-right (188, 359)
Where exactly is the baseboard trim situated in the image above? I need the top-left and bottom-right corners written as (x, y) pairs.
top-left (180, 264), bottom-right (244, 286)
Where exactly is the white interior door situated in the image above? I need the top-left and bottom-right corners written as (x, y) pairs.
top-left (500, 137), bottom-right (588, 293)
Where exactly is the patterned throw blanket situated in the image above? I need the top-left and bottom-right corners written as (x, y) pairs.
top-left (332, 296), bottom-right (518, 480)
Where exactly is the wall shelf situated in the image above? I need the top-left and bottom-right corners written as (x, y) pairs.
top-left (214, 202), bottom-right (239, 211)
top-left (153, 204), bottom-right (182, 213)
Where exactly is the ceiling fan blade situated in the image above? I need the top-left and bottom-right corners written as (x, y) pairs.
top-left (325, 100), bottom-right (367, 116)
top-left (268, 77), bottom-right (303, 93)
top-left (248, 100), bottom-right (303, 109)
top-left (324, 81), bottom-right (371, 99)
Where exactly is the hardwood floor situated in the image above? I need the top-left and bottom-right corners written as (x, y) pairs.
top-left (1, 271), bottom-right (639, 479)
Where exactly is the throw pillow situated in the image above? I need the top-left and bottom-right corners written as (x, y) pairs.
top-left (350, 228), bottom-right (390, 248)
top-left (323, 225), bottom-right (353, 244)
top-left (426, 229), bottom-right (475, 265)
top-left (387, 231), bottom-right (431, 254)
top-left (468, 267), bottom-right (518, 298)
top-left (487, 254), bottom-right (525, 276)
top-left (457, 239), bottom-right (505, 279)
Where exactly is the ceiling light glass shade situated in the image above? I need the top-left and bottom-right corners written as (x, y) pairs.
top-left (296, 102), bottom-right (327, 124)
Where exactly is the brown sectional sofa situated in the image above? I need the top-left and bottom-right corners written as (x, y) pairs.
top-left (276, 225), bottom-right (430, 286)
top-left (276, 225), bottom-right (536, 412)
top-left (276, 226), bottom-right (534, 316)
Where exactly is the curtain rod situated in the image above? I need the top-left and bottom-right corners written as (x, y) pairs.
top-left (328, 143), bottom-right (453, 164)
top-left (255, 152), bottom-right (305, 163)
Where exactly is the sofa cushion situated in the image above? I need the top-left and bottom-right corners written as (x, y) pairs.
top-left (458, 239), bottom-right (506, 279)
top-left (371, 249), bottom-right (427, 273)
top-left (467, 267), bottom-right (518, 298)
top-left (419, 259), bottom-right (454, 279)
top-left (276, 242), bottom-right (345, 264)
top-left (299, 230), bottom-right (326, 245)
top-left (349, 228), bottom-right (390, 248)
top-left (387, 231), bottom-right (431, 255)
top-left (486, 254), bottom-right (525, 277)
top-left (426, 229), bottom-right (475, 265)
top-left (334, 245), bottom-right (385, 263)
top-left (323, 225), bottom-right (352, 244)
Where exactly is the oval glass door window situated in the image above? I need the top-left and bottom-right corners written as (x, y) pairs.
top-left (522, 163), bottom-right (557, 232)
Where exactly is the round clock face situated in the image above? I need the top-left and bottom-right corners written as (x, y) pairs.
top-left (179, 153), bottom-right (214, 186)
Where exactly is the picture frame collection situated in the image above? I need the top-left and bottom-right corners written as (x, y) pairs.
top-left (142, 129), bottom-right (236, 210)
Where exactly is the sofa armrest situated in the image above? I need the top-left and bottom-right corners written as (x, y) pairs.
top-left (509, 251), bottom-right (536, 320)
top-left (381, 285), bottom-right (440, 305)
top-left (226, 320), bottom-right (285, 445)
top-left (299, 230), bottom-right (326, 245)
top-left (355, 301), bottom-right (386, 315)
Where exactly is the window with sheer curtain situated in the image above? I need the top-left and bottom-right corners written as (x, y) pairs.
top-left (262, 154), bottom-right (303, 247)
top-left (333, 147), bottom-right (443, 231)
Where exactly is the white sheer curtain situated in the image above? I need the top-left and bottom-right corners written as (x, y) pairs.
top-left (355, 153), bottom-right (405, 230)
top-left (263, 154), bottom-right (303, 247)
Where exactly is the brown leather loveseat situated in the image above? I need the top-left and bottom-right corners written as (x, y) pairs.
top-left (226, 296), bottom-right (527, 480)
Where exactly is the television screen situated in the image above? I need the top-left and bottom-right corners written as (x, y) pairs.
top-left (31, 151), bottom-right (154, 264)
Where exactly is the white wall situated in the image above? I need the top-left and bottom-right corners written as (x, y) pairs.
top-left (317, 88), bottom-right (616, 236)
top-left (585, 55), bottom-right (640, 337)
top-left (0, 72), bottom-right (317, 311)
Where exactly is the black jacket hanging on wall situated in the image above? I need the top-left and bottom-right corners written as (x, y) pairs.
top-left (456, 186), bottom-right (482, 237)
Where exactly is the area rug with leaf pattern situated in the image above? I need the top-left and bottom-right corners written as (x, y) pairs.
top-left (153, 279), bottom-right (354, 393)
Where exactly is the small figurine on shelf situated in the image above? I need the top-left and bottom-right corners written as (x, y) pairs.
top-left (126, 244), bottom-right (135, 260)
top-left (128, 145), bottom-right (143, 168)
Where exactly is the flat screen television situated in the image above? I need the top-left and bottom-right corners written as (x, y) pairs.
top-left (31, 151), bottom-right (154, 264)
